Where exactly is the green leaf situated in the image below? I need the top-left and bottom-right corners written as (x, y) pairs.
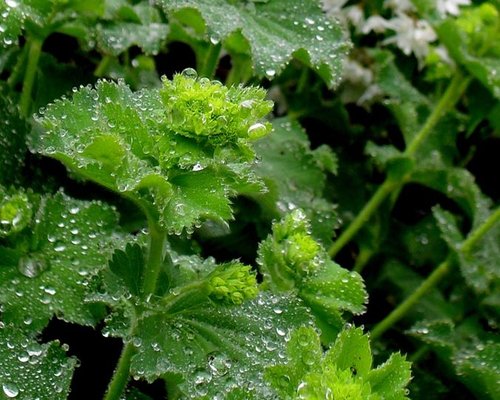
top-left (454, 342), bottom-right (500, 400)
top-left (252, 117), bottom-right (339, 245)
top-left (131, 292), bottom-right (312, 398)
top-left (96, 1), bottom-right (168, 56)
top-left (326, 327), bottom-right (372, 377)
top-left (0, 94), bottom-right (27, 186)
top-left (258, 210), bottom-right (367, 341)
top-left (368, 353), bottom-right (413, 400)
top-left (108, 243), bottom-right (145, 297)
top-left (436, 4), bottom-right (500, 99)
top-left (0, 191), bottom-right (124, 332)
top-left (0, 325), bottom-right (76, 400)
top-left (0, 0), bottom-right (105, 45)
top-left (33, 72), bottom-right (273, 233)
top-left (433, 206), bottom-right (500, 295)
top-left (265, 326), bottom-right (411, 399)
top-left (157, 0), bottom-right (350, 86)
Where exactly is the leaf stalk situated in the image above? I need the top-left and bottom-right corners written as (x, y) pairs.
top-left (20, 37), bottom-right (43, 117)
top-left (371, 206), bottom-right (500, 340)
top-left (328, 70), bottom-right (471, 259)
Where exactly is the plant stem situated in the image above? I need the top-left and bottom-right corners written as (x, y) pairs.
top-left (328, 71), bottom-right (471, 259)
top-left (371, 257), bottom-right (452, 341)
top-left (200, 43), bottom-right (222, 79)
top-left (103, 341), bottom-right (136, 400)
top-left (19, 37), bottom-right (43, 117)
top-left (95, 55), bottom-right (113, 77)
top-left (7, 45), bottom-right (29, 89)
top-left (142, 223), bottom-right (167, 295)
top-left (461, 207), bottom-right (500, 254)
top-left (371, 207), bottom-right (500, 340)
top-left (328, 179), bottom-right (399, 258)
top-left (405, 71), bottom-right (470, 156)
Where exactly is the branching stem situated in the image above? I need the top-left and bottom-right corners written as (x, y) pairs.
top-left (371, 207), bottom-right (500, 340)
top-left (328, 71), bottom-right (471, 259)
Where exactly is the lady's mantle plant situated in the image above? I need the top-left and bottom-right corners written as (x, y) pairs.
top-left (0, 70), bottom-right (411, 399)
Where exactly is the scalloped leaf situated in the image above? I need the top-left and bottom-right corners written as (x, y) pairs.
top-left (32, 72), bottom-right (272, 233)
top-left (131, 292), bottom-right (312, 397)
top-left (266, 326), bottom-right (411, 399)
top-left (156, 0), bottom-right (350, 86)
top-left (0, 191), bottom-right (124, 332)
top-left (258, 210), bottom-right (367, 342)
top-left (0, 325), bottom-right (76, 400)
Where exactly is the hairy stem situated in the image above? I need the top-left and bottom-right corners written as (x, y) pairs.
top-left (142, 223), bottom-right (167, 295)
top-left (328, 71), bottom-right (471, 259)
top-left (200, 43), bottom-right (222, 79)
top-left (328, 179), bottom-right (399, 258)
top-left (103, 341), bottom-right (136, 400)
top-left (20, 37), bottom-right (42, 117)
top-left (371, 257), bottom-right (452, 340)
top-left (371, 207), bottom-right (500, 340)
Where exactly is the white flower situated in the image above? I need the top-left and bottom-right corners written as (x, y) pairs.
top-left (363, 13), bottom-right (437, 63)
top-left (345, 5), bottom-right (365, 30)
top-left (437, 0), bottom-right (471, 16)
top-left (321, 0), bottom-right (350, 15)
top-left (362, 15), bottom-right (392, 34)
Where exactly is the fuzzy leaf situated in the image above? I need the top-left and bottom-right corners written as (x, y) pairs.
top-left (266, 326), bottom-right (411, 399)
top-left (0, 325), bottom-right (76, 400)
top-left (33, 73), bottom-right (272, 233)
top-left (157, 0), bottom-right (349, 86)
top-left (131, 292), bottom-right (312, 398)
top-left (434, 206), bottom-right (500, 295)
top-left (258, 210), bottom-right (367, 341)
top-left (108, 243), bottom-right (145, 297)
top-left (252, 117), bottom-right (339, 245)
top-left (454, 342), bottom-right (500, 400)
top-left (0, 191), bottom-right (124, 332)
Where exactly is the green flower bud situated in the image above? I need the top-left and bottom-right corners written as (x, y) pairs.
top-left (285, 233), bottom-right (321, 276)
top-left (160, 69), bottom-right (273, 144)
top-left (208, 262), bottom-right (259, 305)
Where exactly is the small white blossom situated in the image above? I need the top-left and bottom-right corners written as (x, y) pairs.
top-left (362, 15), bottom-right (392, 34)
top-left (345, 5), bottom-right (365, 29)
top-left (321, 0), bottom-right (350, 16)
top-left (363, 13), bottom-right (437, 63)
top-left (437, 0), bottom-right (471, 16)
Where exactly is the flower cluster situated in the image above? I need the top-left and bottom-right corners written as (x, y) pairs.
top-left (208, 262), bottom-right (259, 305)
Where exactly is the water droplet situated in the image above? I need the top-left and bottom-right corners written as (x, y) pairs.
top-left (18, 256), bottom-right (49, 278)
top-left (181, 68), bottom-right (198, 79)
top-left (247, 123), bottom-right (268, 139)
top-left (2, 383), bottom-right (19, 398)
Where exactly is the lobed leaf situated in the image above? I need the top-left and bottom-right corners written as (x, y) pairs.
top-left (0, 191), bottom-right (124, 332)
top-left (0, 324), bottom-right (76, 400)
top-left (266, 326), bottom-right (411, 399)
top-left (156, 0), bottom-right (350, 87)
top-left (32, 72), bottom-right (273, 233)
top-left (258, 210), bottom-right (367, 341)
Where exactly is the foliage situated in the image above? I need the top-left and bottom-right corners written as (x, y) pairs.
top-left (1, 0), bottom-right (499, 399)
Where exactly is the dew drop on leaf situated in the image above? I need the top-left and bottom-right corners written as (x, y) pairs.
top-left (2, 382), bottom-right (19, 398)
